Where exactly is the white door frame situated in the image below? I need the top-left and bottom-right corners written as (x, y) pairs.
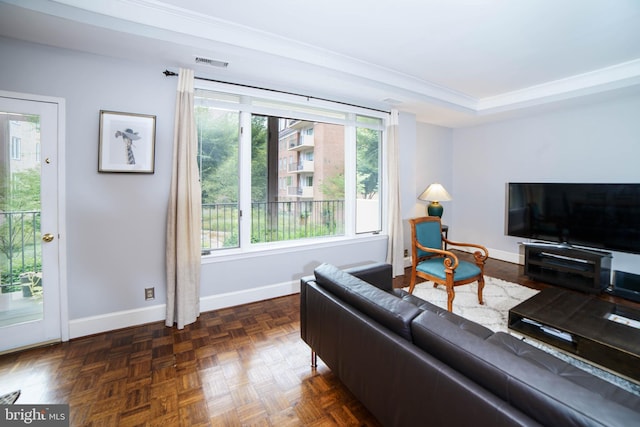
top-left (0, 89), bottom-right (68, 345)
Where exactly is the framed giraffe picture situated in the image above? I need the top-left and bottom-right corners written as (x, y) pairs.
top-left (98, 110), bottom-right (156, 173)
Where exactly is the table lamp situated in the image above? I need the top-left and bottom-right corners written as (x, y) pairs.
top-left (418, 183), bottom-right (451, 217)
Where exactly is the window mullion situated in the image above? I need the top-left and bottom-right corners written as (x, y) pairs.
top-left (239, 110), bottom-right (252, 249)
top-left (344, 120), bottom-right (357, 236)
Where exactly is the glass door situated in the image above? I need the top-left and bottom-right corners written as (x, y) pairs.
top-left (0, 94), bottom-right (61, 353)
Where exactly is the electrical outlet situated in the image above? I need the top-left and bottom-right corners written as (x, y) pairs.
top-left (404, 249), bottom-right (409, 257)
top-left (145, 287), bottom-right (155, 300)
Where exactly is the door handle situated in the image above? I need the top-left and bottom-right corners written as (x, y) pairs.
top-left (42, 233), bottom-right (55, 242)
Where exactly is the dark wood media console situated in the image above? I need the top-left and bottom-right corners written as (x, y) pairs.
top-left (523, 244), bottom-right (612, 293)
top-left (509, 287), bottom-right (640, 382)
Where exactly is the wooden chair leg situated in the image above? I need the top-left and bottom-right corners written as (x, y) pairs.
top-left (477, 276), bottom-right (485, 305)
top-left (409, 270), bottom-right (417, 294)
top-left (446, 285), bottom-right (454, 312)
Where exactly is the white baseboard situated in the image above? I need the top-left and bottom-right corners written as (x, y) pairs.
top-left (68, 248), bottom-right (523, 339)
top-left (68, 304), bottom-right (166, 339)
top-left (200, 280), bottom-right (300, 313)
top-left (489, 248), bottom-right (522, 265)
top-left (68, 280), bottom-right (301, 339)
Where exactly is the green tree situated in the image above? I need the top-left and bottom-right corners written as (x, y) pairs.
top-left (0, 168), bottom-right (41, 283)
top-left (0, 168), bottom-right (40, 210)
top-left (251, 115), bottom-right (268, 202)
top-left (196, 107), bottom-right (239, 203)
top-left (196, 110), bottom-right (269, 204)
top-left (356, 128), bottom-right (379, 199)
top-left (320, 173), bottom-right (345, 200)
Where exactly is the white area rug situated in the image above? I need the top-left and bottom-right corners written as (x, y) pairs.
top-left (405, 276), bottom-right (539, 333)
top-left (405, 277), bottom-right (640, 396)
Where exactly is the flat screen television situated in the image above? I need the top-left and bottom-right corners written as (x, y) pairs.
top-left (507, 183), bottom-right (640, 254)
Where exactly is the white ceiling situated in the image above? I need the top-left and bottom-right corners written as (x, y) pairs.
top-left (2, 0), bottom-right (640, 127)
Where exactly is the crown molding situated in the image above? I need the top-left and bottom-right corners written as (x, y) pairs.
top-left (477, 59), bottom-right (640, 113)
top-left (10, 0), bottom-right (640, 118)
top-left (44, 0), bottom-right (478, 107)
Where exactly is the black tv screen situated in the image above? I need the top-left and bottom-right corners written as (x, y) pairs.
top-left (507, 183), bottom-right (640, 254)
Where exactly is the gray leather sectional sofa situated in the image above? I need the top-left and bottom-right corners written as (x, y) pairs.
top-left (300, 262), bottom-right (640, 427)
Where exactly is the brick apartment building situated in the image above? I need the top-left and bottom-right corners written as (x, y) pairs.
top-left (278, 119), bottom-right (344, 202)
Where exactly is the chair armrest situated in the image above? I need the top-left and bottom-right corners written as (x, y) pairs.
top-left (414, 242), bottom-right (460, 270)
top-left (441, 238), bottom-right (489, 262)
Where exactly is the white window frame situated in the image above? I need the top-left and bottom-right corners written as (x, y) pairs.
top-left (194, 81), bottom-right (388, 261)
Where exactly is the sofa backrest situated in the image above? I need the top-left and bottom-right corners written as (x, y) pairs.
top-left (486, 332), bottom-right (640, 413)
top-left (314, 263), bottom-right (421, 341)
top-left (411, 310), bottom-right (640, 427)
top-left (399, 291), bottom-right (495, 339)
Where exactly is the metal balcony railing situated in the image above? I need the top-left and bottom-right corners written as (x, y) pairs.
top-left (0, 210), bottom-right (41, 289)
top-left (202, 200), bottom-right (345, 251)
top-left (287, 186), bottom-right (314, 198)
top-left (2, 202), bottom-right (346, 278)
top-left (288, 135), bottom-right (314, 151)
top-left (201, 202), bottom-right (239, 253)
top-left (288, 160), bottom-right (314, 173)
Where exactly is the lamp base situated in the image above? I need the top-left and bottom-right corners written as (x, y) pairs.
top-left (427, 201), bottom-right (443, 217)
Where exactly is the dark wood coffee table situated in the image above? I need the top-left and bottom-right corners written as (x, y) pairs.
top-left (508, 287), bottom-right (640, 382)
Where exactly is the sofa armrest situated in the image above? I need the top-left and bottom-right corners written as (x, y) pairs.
top-left (314, 263), bottom-right (420, 340)
top-left (300, 274), bottom-right (317, 344)
top-left (344, 262), bottom-right (393, 292)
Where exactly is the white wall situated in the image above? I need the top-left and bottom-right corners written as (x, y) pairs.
top-left (0, 38), bottom-right (176, 322)
top-left (403, 121), bottom-right (454, 261)
top-left (0, 37), bottom-right (387, 337)
top-left (415, 123), bottom-right (454, 222)
top-left (397, 112), bottom-right (417, 255)
top-left (449, 94), bottom-right (640, 274)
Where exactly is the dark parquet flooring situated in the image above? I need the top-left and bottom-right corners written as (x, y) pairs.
top-left (1, 289), bottom-right (378, 426)
top-left (1, 254), bottom-right (638, 426)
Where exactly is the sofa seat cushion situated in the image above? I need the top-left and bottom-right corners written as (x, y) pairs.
top-left (314, 263), bottom-right (421, 341)
top-left (411, 310), bottom-right (640, 427)
top-left (416, 258), bottom-right (480, 281)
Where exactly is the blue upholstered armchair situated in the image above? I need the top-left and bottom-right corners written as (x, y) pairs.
top-left (409, 216), bottom-right (489, 312)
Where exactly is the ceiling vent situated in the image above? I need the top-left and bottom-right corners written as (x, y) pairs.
top-left (382, 97), bottom-right (402, 105)
top-left (195, 56), bottom-right (229, 68)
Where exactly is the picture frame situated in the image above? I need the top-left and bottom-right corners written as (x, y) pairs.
top-left (98, 110), bottom-right (156, 173)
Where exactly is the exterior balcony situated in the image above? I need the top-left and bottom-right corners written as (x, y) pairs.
top-left (288, 160), bottom-right (314, 173)
top-left (288, 135), bottom-right (314, 151)
top-left (288, 186), bottom-right (314, 198)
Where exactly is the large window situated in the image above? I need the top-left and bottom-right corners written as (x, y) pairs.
top-left (195, 86), bottom-right (384, 254)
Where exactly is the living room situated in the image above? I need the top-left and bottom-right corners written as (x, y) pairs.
top-left (2, 1), bottom-right (640, 424)
top-left (1, 0), bottom-right (639, 358)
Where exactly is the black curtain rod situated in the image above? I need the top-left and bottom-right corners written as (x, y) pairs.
top-left (163, 70), bottom-right (390, 115)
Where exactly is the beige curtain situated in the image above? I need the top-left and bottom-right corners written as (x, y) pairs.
top-left (385, 109), bottom-right (404, 277)
top-left (166, 68), bottom-right (202, 329)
